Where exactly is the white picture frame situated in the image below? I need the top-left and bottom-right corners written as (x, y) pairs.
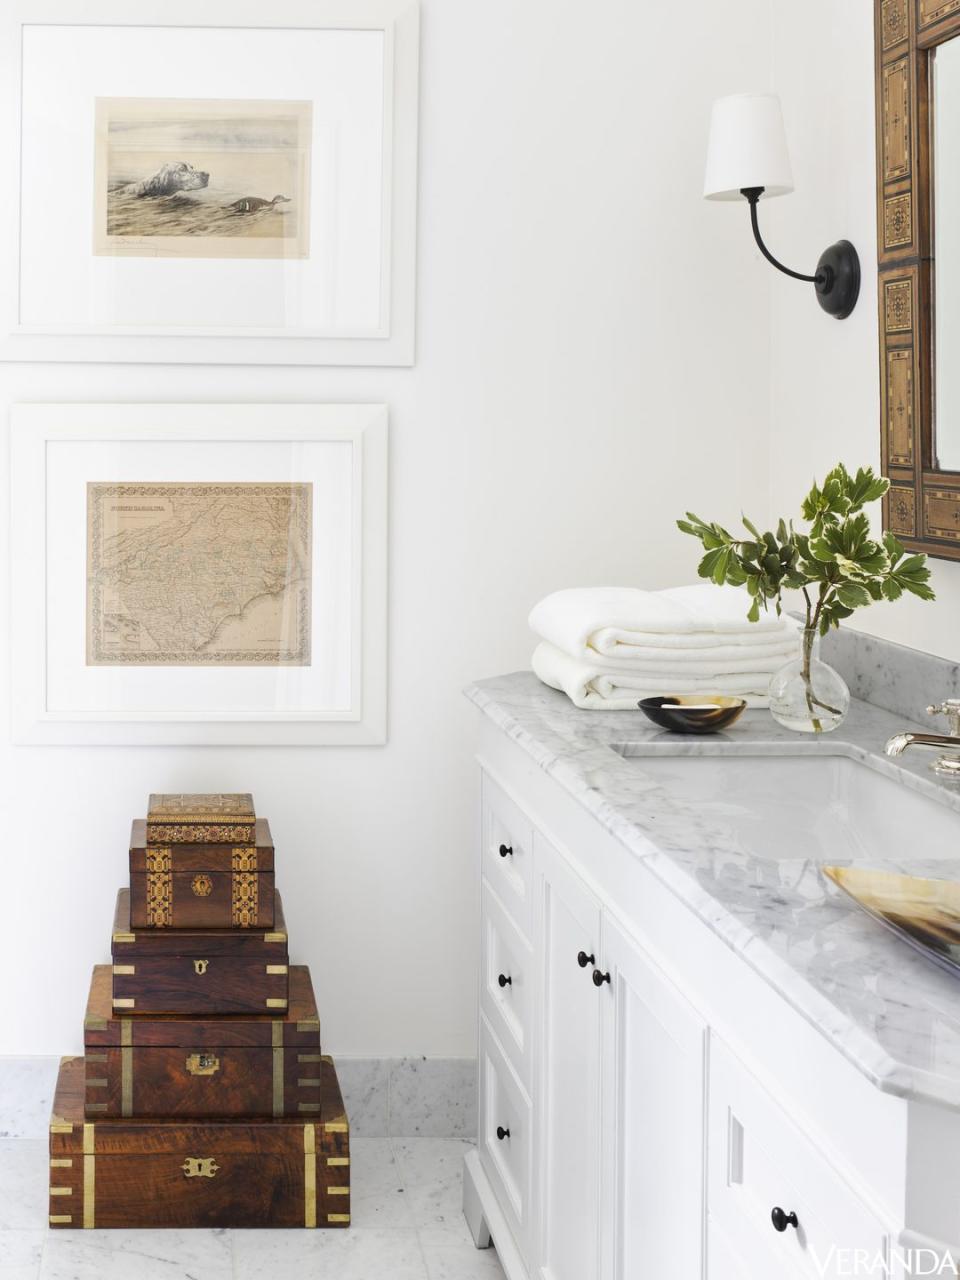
top-left (10, 403), bottom-right (388, 745)
top-left (0, 0), bottom-right (419, 365)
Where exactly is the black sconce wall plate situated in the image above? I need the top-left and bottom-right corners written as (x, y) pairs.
top-left (814, 240), bottom-right (860, 319)
top-left (741, 186), bottom-right (860, 319)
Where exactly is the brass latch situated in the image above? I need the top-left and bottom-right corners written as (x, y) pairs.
top-left (185, 1054), bottom-right (220, 1077)
top-left (193, 959), bottom-right (209, 975)
top-left (181, 1157), bottom-right (220, 1178)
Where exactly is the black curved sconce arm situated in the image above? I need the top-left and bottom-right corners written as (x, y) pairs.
top-left (741, 187), bottom-right (821, 284)
top-left (739, 185), bottom-right (859, 318)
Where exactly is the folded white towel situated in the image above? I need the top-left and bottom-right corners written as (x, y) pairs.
top-left (532, 641), bottom-right (773, 711)
top-left (529, 584), bottom-right (795, 663)
top-left (584, 642), bottom-right (797, 676)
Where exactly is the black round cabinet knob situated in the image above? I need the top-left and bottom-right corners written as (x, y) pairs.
top-left (592, 969), bottom-right (611, 987)
top-left (499, 844), bottom-right (513, 858)
top-left (577, 951), bottom-right (595, 968)
top-left (497, 973), bottom-right (512, 988)
top-left (770, 1207), bottom-right (799, 1233)
top-left (496, 1126), bottom-right (510, 1141)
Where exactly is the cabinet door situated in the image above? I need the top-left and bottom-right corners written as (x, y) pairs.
top-left (600, 913), bottom-right (707, 1280)
top-left (707, 1036), bottom-right (888, 1280)
top-left (535, 834), bottom-right (603, 1280)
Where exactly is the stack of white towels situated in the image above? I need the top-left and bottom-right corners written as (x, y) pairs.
top-left (530, 584), bottom-right (798, 710)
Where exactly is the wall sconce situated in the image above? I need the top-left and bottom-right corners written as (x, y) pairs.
top-left (703, 92), bottom-right (860, 319)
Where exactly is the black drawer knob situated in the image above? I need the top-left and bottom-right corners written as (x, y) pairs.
top-left (497, 973), bottom-right (512, 988)
top-left (770, 1206), bottom-right (799, 1233)
top-left (577, 951), bottom-right (595, 968)
top-left (499, 844), bottom-right (513, 858)
top-left (592, 969), bottom-right (611, 987)
top-left (496, 1126), bottom-right (510, 1141)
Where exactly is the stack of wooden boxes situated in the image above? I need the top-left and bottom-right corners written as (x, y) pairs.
top-left (48, 793), bottom-right (350, 1230)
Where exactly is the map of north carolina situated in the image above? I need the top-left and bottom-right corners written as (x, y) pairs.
top-left (86, 483), bottom-right (312, 666)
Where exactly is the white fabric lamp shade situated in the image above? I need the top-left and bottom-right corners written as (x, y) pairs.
top-left (703, 92), bottom-right (794, 201)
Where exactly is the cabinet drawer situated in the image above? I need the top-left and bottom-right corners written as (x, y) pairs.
top-left (481, 770), bottom-right (534, 939)
top-left (708, 1036), bottom-right (888, 1279)
top-left (480, 881), bottom-right (533, 1090)
top-left (478, 1014), bottom-right (531, 1260)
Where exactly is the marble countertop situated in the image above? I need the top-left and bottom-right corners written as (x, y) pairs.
top-left (466, 671), bottom-right (960, 1111)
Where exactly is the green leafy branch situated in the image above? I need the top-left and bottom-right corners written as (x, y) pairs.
top-left (677, 463), bottom-right (935, 638)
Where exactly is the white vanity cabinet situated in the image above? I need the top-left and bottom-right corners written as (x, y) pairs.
top-left (599, 912), bottom-right (707, 1280)
top-left (706, 1038), bottom-right (888, 1280)
top-left (469, 761), bottom-right (708, 1280)
top-left (535, 835), bottom-right (603, 1280)
top-left (464, 716), bottom-right (919, 1280)
top-left (534, 834), bottom-right (707, 1280)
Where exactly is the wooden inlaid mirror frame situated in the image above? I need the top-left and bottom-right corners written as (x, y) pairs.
top-left (875, 0), bottom-right (960, 558)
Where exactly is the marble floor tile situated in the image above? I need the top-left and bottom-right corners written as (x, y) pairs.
top-left (39, 1228), bottom-right (233, 1280)
top-left (232, 1227), bottom-right (425, 1280)
top-left (0, 1144), bottom-right (47, 1231)
top-left (0, 1062), bottom-right (59, 1140)
top-left (419, 1224), bottom-right (505, 1280)
top-left (336, 1060), bottom-right (389, 1137)
top-left (0, 1229), bottom-right (43, 1279)
top-left (392, 1139), bottom-right (474, 1231)
top-left (389, 1061), bottom-right (477, 1140)
top-left (349, 1138), bottom-right (414, 1229)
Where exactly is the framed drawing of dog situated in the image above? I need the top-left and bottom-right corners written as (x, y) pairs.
top-left (0, 0), bottom-right (419, 366)
top-left (93, 98), bottom-right (312, 260)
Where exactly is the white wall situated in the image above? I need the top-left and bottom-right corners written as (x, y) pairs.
top-left (0, 0), bottom-right (773, 1057)
top-left (768, 0), bottom-right (960, 662)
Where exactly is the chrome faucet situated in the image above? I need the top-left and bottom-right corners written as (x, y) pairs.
top-left (885, 700), bottom-right (960, 778)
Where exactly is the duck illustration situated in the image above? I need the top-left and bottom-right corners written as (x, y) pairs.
top-left (226, 194), bottom-right (291, 214)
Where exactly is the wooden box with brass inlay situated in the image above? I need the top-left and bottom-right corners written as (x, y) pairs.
top-left (129, 818), bottom-right (276, 930)
top-left (146, 793), bottom-right (257, 845)
top-left (111, 889), bottom-right (289, 1016)
top-left (85, 965), bottom-right (322, 1119)
top-left (50, 1054), bottom-right (350, 1229)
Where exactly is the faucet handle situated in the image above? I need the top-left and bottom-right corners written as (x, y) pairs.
top-left (927, 700), bottom-right (960, 735)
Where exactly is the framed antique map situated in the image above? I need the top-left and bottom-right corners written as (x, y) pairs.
top-left (10, 403), bottom-right (387, 745)
top-left (0, 0), bottom-right (419, 365)
top-left (86, 482), bottom-right (313, 666)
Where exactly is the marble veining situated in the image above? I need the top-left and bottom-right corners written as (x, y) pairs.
top-left (0, 1141), bottom-right (49, 1232)
top-left (389, 1061), bottom-right (477, 1140)
top-left (821, 625), bottom-right (960, 732)
top-left (0, 1060), bottom-right (60, 1140)
top-left (466, 671), bottom-right (960, 1111)
top-left (39, 1227), bottom-right (234, 1279)
top-left (336, 1059), bottom-right (390, 1136)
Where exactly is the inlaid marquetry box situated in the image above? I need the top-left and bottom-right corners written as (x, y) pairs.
top-left (50, 1054), bottom-right (350, 1230)
top-left (129, 818), bottom-right (275, 930)
top-left (85, 964), bottom-right (322, 1119)
top-left (111, 888), bottom-right (289, 1016)
top-left (146, 793), bottom-right (257, 845)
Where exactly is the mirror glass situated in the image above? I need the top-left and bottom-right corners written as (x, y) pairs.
top-left (933, 36), bottom-right (960, 470)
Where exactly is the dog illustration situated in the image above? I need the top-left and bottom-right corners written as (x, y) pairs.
top-left (125, 162), bottom-right (210, 198)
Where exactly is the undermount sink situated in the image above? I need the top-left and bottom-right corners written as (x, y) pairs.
top-left (608, 749), bottom-right (960, 863)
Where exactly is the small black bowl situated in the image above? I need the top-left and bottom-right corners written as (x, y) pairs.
top-left (637, 695), bottom-right (747, 734)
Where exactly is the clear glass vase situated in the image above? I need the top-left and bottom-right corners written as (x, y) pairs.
top-left (768, 626), bottom-right (850, 734)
